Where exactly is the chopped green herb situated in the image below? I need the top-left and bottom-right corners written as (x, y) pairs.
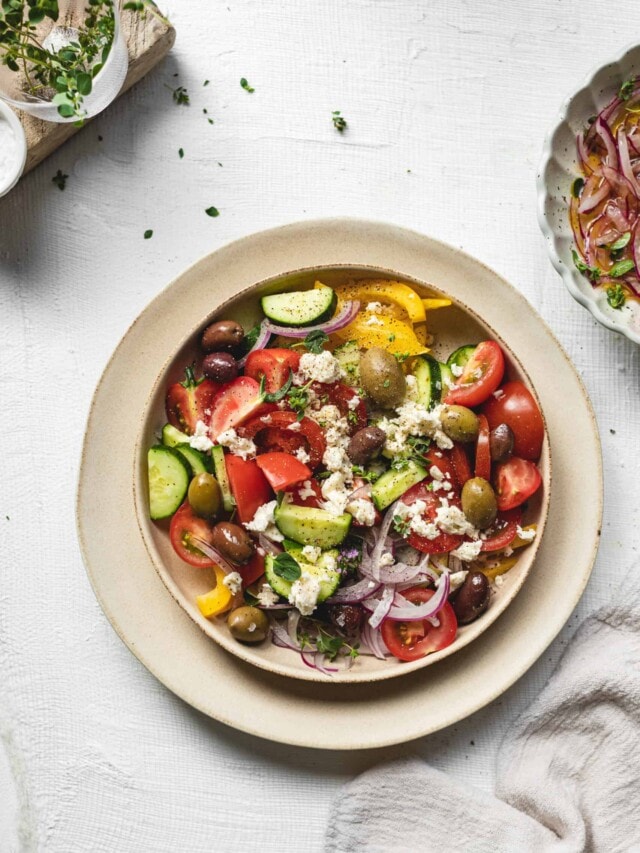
top-left (315, 631), bottom-right (346, 661)
top-left (619, 79), bottom-right (635, 101)
top-left (606, 283), bottom-right (626, 309)
top-left (178, 148), bottom-right (184, 159)
top-left (572, 248), bottom-right (601, 282)
top-left (571, 177), bottom-right (584, 198)
top-left (271, 552), bottom-right (301, 582)
top-left (394, 352), bottom-right (410, 363)
top-left (52, 170), bottom-right (68, 191)
top-left (347, 410), bottom-right (359, 426)
top-left (243, 323), bottom-right (262, 351)
top-left (332, 110), bottom-right (347, 132)
top-left (260, 370), bottom-right (293, 402)
top-left (169, 85), bottom-right (189, 105)
top-left (144, 229), bottom-right (153, 239)
top-left (388, 333), bottom-right (396, 343)
top-left (203, 79), bottom-right (210, 87)
top-left (205, 207), bottom-right (220, 217)
top-left (383, 379), bottom-right (391, 388)
top-left (303, 330), bottom-right (330, 354)
top-left (351, 465), bottom-right (379, 483)
top-left (240, 77), bottom-right (255, 93)
top-left (609, 259), bottom-right (635, 278)
top-left (610, 232), bottom-right (631, 252)
top-left (393, 514), bottom-right (410, 536)
top-left (286, 381), bottom-right (312, 420)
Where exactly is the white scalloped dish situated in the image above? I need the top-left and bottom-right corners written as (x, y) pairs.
top-left (537, 43), bottom-right (640, 343)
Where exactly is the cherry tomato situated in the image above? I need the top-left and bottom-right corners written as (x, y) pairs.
top-left (169, 502), bottom-right (215, 567)
top-left (311, 382), bottom-right (367, 433)
top-left (381, 587), bottom-right (458, 661)
top-left (288, 478), bottom-right (323, 508)
top-left (225, 455), bottom-right (273, 523)
top-left (208, 376), bottom-right (264, 440)
top-left (244, 349), bottom-right (301, 394)
top-left (449, 443), bottom-right (473, 486)
top-left (238, 551), bottom-right (265, 587)
top-left (166, 366), bottom-right (219, 435)
top-left (444, 341), bottom-right (505, 407)
top-left (423, 450), bottom-right (457, 484)
top-left (494, 457), bottom-right (542, 511)
top-left (480, 508), bottom-right (522, 552)
top-left (239, 411), bottom-right (326, 468)
top-left (256, 452), bottom-right (312, 491)
top-left (481, 380), bottom-right (544, 461)
top-left (401, 483), bottom-right (463, 554)
top-left (475, 414), bottom-right (491, 480)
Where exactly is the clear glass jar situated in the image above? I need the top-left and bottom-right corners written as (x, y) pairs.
top-left (0, 0), bottom-right (128, 122)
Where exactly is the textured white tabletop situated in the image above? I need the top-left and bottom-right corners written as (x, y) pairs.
top-left (1, 2), bottom-right (638, 850)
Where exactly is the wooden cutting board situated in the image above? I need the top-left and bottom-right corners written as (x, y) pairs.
top-left (19, 7), bottom-right (175, 176)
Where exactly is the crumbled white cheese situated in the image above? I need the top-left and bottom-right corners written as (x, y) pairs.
top-left (257, 583), bottom-right (279, 606)
top-left (365, 314), bottom-right (384, 326)
top-left (287, 420), bottom-right (301, 432)
top-left (289, 571), bottom-right (322, 615)
top-left (247, 622), bottom-right (257, 633)
top-left (346, 497), bottom-right (376, 526)
top-left (365, 301), bottom-right (384, 313)
top-left (450, 363), bottom-right (464, 378)
top-left (222, 572), bottom-right (243, 595)
top-left (297, 480), bottom-right (317, 500)
top-left (434, 502), bottom-right (479, 538)
top-left (516, 525), bottom-right (536, 542)
top-left (394, 500), bottom-right (439, 540)
top-left (379, 552), bottom-right (395, 568)
top-left (347, 393), bottom-right (362, 410)
top-left (294, 446), bottom-right (311, 464)
top-left (450, 540), bottom-right (483, 562)
top-left (321, 471), bottom-right (351, 516)
top-left (295, 350), bottom-right (343, 385)
top-left (449, 570), bottom-right (469, 591)
top-left (377, 401), bottom-right (453, 454)
top-left (324, 445), bottom-right (346, 472)
top-left (243, 500), bottom-right (284, 541)
top-left (429, 465), bottom-right (444, 481)
top-left (405, 373), bottom-right (418, 401)
top-left (492, 389), bottom-right (506, 400)
top-left (260, 414), bottom-right (273, 425)
top-left (301, 545), bottom-right (321, 563)
top-left (189, 419), bottom-right (213, 452)
top-left (217, 427), bottom-right (256, 460)
top-left (494, 574), bottom-right (506, 588)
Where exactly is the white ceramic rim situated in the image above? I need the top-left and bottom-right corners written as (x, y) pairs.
top-left (0, 100), bottom-right (27, 197)
top-left (537, 41), bottom-right (640, 345)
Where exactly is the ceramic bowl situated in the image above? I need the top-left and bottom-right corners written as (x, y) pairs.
top-left (136, 266), bottom-right (550, 683)
top-left (0, 100), bottom-right (27, 198)
top-left (537, 42), bottom-right (640, 344)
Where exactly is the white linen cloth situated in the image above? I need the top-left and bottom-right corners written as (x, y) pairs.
top-left (325, 570), bottom-right (640, 853)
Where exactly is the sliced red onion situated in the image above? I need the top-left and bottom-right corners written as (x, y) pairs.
top-left (577, 132), bottom-right (593, 175)
top-left (385, 572), bottom-right (451, 622)
top-left (578, 170), bottom-right (610, 214)
top-left (617, 128), bottom-right (640, 198)
top-left (367, 586), bottom-right (395, 629)
top-left (263, 300), bottom-right (360, 339)
top-left (287, 609), bottom-right (301, 646)
top-left (326, 577), bottom-right (382, 604)
top-left (190, 536), bottom-right (236, 576)
top-left (237, 320), bottom-right (271, 368)
top-left (360, 622), bottom-right (390, 660)
top-left (311, 652), bottom-right (339, 675)
top-left (595, 117), bottom-right (618, 170)
top-left (271, 619), bottom-right (301, 650)
top-left (601, 164), bottom-right (635, 200)
top-left (369, 501), bottom-right (398, 580)
top-left (258, 533), bottom-right (283, 556)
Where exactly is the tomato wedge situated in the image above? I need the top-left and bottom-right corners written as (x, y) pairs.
top-left (169, 502), bottom-right (215, 567)
top-left (288, 478), bottom-right (323, 508)
top-left (245, 349), bottom-right (300, 394)
top-left (166, 366), bottom-right (219, 435)
top-left (238, 550), bottom-right (266, 587)
top-left (381, 587), bottom-right (457, 661)
top-left (256, 452), bottom-right (311, 491)
top-left (475, 414), bottom-right (491, 480)
top-left (424, 450), bottom-right (457, 485)
top-left (494, 457), bottom-right (542, 511)
top-left (208, 376), bottom-right (264, 440)
top-left (482, 380), bottom-right (544, 461)
top-left (311, 382), bottom-right (367, 433)
top-left (480, 508), bottom-right (522, 552)
top-left (239, 411), bottom-right (326, 468)
top-left (401, 483), bottom-right (463, 554)
top-left (449, 443), bottom-right (473, 487)
top-left (225, 455), bottom-right (273, 523)
top-left (444, 341), bottom-right (505, 407)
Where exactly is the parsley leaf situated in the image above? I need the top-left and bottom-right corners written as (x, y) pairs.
top-left (619, 79), bottom-right (635, 101)
top-left (315, 632), bottom-right (345, 661)
top-left (205, 206), bottom-right (220, 217)
top-left (606, 283), bottom-right (626, 310)
top-left (170, 85), bottom-right (190, 105)
top-left (609, 259), bottom-right (635, 278)
top-left (272, 552), bottom-right (301, 582)
top-left (240, 77), bottom-right (255, 93)
top-left (144, 229), bottom-right (153, 239)
top-left (303, 330), bottom-right (329, 354)
top-left (393, 514), bottom-right (410, 536)
top-left (286, 381), bottom-right (312, 420)
top-left (572, 248), bottom-right (601, 282)
top-left (178, 148), bottom-right (184, 159)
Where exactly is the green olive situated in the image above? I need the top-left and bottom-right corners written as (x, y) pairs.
top-left (359, 347), bottom-right (406, 408)
top-left (187, 473), bottom-right (222, 519)
top-left (461, 477), bottom-right (498, 530)
top-left (440, 405), bottom-right (479, 443)
top-left (227, 606), bottom-right (269, 643)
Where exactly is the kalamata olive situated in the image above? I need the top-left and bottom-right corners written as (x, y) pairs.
top-left (187, 473), bottom-right (222, 519)
top-left (327, 604), bottom-right (363, 634)
top-left (347, 426), bottom-right (386, 466)
top-left (210, 521), bottom-right (254, 564)
top-left (440, 405), bottom-right (479, 443)
top-left (461, 477), bottom-right (497, 529)
top-left (452, 571), bottom-right (490, 624)
top-left (489, 422), bottom-right (515, 463)
top-left (202, 352), bottom-right (238, 383)
top-left (359, 347), bottom-right (406, 408)
top-left (201, 320), bottom-right (244, 353)
top-left (227, 606), bottom-right (269, 643)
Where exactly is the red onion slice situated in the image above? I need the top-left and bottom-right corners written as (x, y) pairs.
top-left (617, 128), bottom-right (640, 198)
top-left (360, 622), bottom-right (390, 660)
top-left (367, 586), bottom-right (395, 629)
top-left (595, 117), bottom-right (618, 170)
top-left (258, 533), bottom-right (283, 556)
top-left (385, 572), bottom-right (451, 622)
top-left (577, 132), bottom-right (593, 175)
top-left (271, 620), bottom-right (301, 650)
top-left (326, 577), bottom-right (382, 604)
top-left (369, 501), bottom-right (398, 580)
top-left (263, 300), bottom-right (360, 339)
top-left (578, 170), bottom-right (610, 214)
top-left (237, 320), bottom-right (272, 368)
top-left (287, 609), bottom-right (301, 646)
top-left (191, 536), bottom-right (236, 576)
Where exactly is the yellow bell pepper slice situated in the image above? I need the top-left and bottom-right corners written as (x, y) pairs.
top-left (421, 297), bottom-right (452, 311)
top-left (511, 524), bottom-right (537, 549)
top-left (330, 312), bottom-right (429, 356)
top-left (333, 280), bottom-right (427, 324)
top-left (196, 566), bottom-right (233, 619)
top-left (481, 556), bottom-right (519, 581)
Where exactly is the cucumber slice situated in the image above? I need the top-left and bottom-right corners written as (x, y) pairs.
top-left (413, 355), bottom-right (442, 410)
top-left (274, 504), bottom-right (351, 548)
top-left (371, 460), bottom-right (427, 510)
top-left (148, 445), bottom-right (190, 520)
top-left (439, 361), bottom-right (454, 393)
top-left (264, 551), bottom-right (341, 602)
top-left (211, 445), bottom-right (235, 512)
top-left (333, 340), bottom-right (361, 387)
top-left (174, 443), bottom-right (212, 476)
top-left (162, 423), bottom-right (190, 448)
top-left (261, 284), bottom-right (337, 327)
top-left (447, 344), bottom-right (477, 371)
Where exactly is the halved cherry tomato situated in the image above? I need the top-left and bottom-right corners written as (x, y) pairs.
top-left (480, 508), bottom-right (522, 552)
top-left (245, 349), bottom-right (301, 394)
top-left (449, 443), bottom-right (473, 486)
top-left (238, 550), bottom-right (265, 587)
top-left (481, 380), bottom-right (544, 461)
top-left (444, 341), bottom-right (505, 407)
top-left (401, 483), bottom-right (463, 554)
top-left (288, 478), bottom-right (323, 508)
top-left (256, 452), bottom-right (311, 491)
top-left (225, 455), bottom-right (273, 523)
top-left (208, 376), bottom-right (264, 440)
top-left (166, 366), bottom-right (219, 435)
top-left (494, 457), bottom-right (542, 511)
top-left (475, 414), bottom-right (491, 480)
top-left (310, 382), bottom-right (367, 433)
top-left (424, 450), bottom-right (457, 485)
top-left (381, 587), bottom-right (458, 661)
top-left (239, 411), bottom-right (326, 468)
top-left (169, 502), bottom-right (215, 567)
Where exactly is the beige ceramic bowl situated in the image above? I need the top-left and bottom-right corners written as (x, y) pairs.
top-left (136, 266), bottom-right (550, 683)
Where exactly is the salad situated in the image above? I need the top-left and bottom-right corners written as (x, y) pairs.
top-left (147, 279), bottom-right (544, 673)
top-left (571, 75), bottom-right (640, 310)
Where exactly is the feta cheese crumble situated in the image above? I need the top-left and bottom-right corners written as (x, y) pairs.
top-left (434, 503), bottom-right (479, 538)
top-left (294, 446), bottom-right (311, 464)
top-left (222, 572), bottom-right (243, 595)
top-left (346, 497), bottom-right (376, 526)
top-left (450, 363), bottom-right (464, 378)
top-left (516, 525), bottom-right (536, 542)
top-left (289, 571), bottom-right (322, 615)
top-left (301, 545), bottom-right (321, 563)
top-left (216, 427), bottom-right (256, 460)
top-left (449, 570), bottom-right (469, 591)
top-left (450, 540), bottom-right (483, 562)
top-left (377, 401), bottom-right (453, 453)
top-left (295, 350), bottom-right (343, 385)
top-left (365, 314), bottom-right (384, 326)
top-left (243, 500), bottom-right (284, 541)
top-left (297, 480), bottom-right (317, 500)
top-left (257, 583), bottom-right (279, 606)
top-left (189, 420), bottom-right (213, 452)
top-left (394, 500), bottom-right (439, 540)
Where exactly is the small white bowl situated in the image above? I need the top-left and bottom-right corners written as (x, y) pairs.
top-left (537, 42), bottom-right (640, 344)
top-left (0, 100), bottom-right (27, 198)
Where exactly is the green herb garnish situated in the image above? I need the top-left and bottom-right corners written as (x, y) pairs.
top-left (392, 514), bottom-right (410, 536)
top-left (205, 206), bottom-right (220, 217)
top-left (606, 283), bottom-right (626, 309)
top-left (260, 370), bottom-right (294, 403)
top-left (572, 249), bottom-right (601, 282)
top-left (394, 352), bottom-right (410, 363)
top-left (610, 232), bottom-right (631, 252)
top-left (609, 259), bottom-right (635, 278)
top-left (272, 552), bottom-right (301, 581)
top-left (52, 169), bottom-right (68, 191)
top-left (170, 85), bottom-right (189, 105)
top-left (178, 148), bottom-right (184, 159)
top-left (571, 177), bottom-right (584, 198)
top-left (286, 381), bottom-right (312, 420)
top-left (144, 229), bottom-right (153, 239)
top-left (303, 329), bottom-right (330, 354)
top-left (620, 79), bottom-right (635, 101)
top-left (332, 110), bottom-right (347, 132)
top-left (240, 77), bottom-right (255, 93)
